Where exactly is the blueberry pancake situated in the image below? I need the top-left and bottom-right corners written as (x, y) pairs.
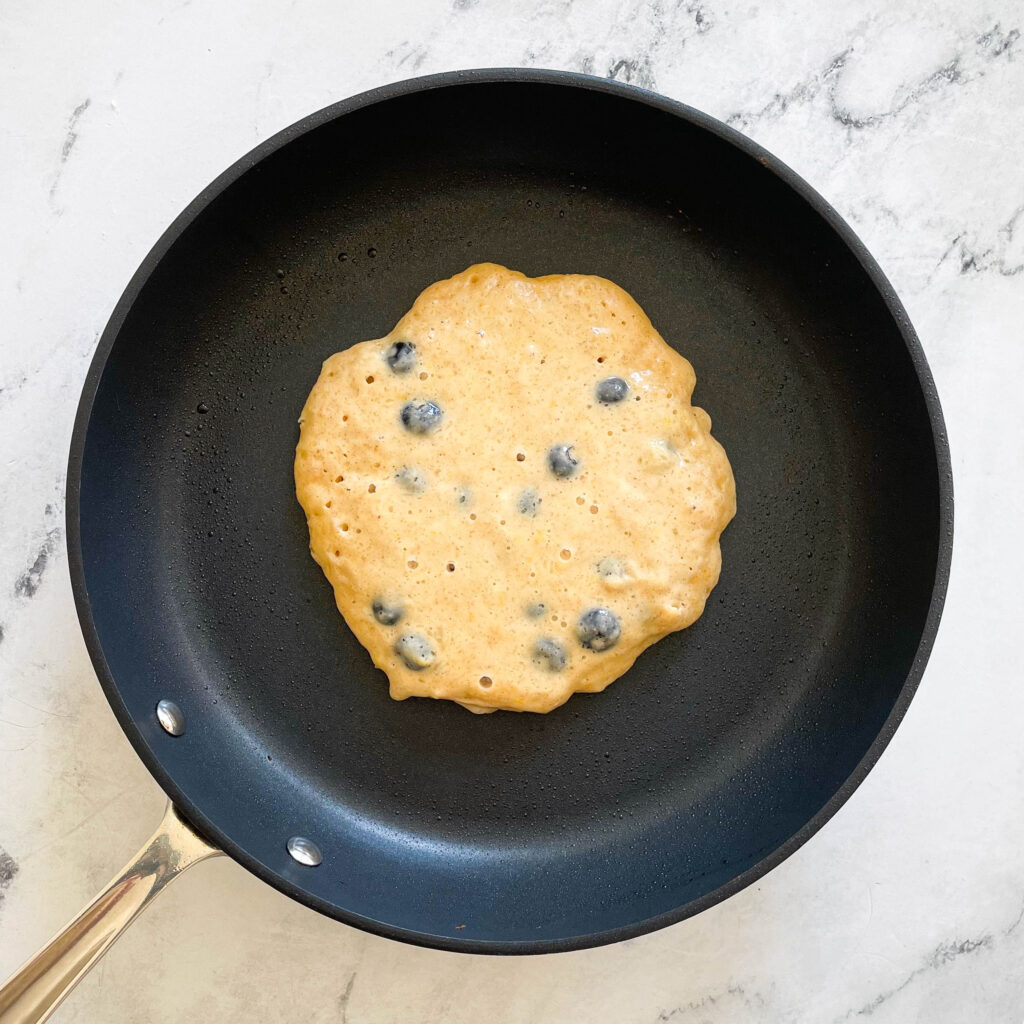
top-left (294, 264), bottom-right (735, 713)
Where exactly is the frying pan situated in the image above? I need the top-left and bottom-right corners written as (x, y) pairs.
top-left (0, 68), bottom-right (952, 1022)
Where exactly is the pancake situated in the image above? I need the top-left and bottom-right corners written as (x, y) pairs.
top-left (294, 263), bottom-right (735, 713)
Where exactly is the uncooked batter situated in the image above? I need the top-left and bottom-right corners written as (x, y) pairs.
top-left (295, 264), bottom-right (735, 713)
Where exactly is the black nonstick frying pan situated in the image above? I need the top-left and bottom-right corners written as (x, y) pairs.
top-left (0, 68), bottom-right (951, 1022)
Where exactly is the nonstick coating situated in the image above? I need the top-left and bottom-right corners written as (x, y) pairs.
top-left (69, 70), bottom-right (952, 953)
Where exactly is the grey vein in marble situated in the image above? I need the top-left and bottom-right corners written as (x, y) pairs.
top-left (841, 937), bottom-right (993, 1020)
top-left (656, 984), bottom-right (767, 1021)
top-left (14, 505), bottom-right (63, 600)
top-left (728, 21), bottom-right (1020, 135)
top-left (386, 0), bottom-right (714, 96)
top-left (830, 24), bottom-right (1020, 130)
top-left (605, 55), bottom-right (656, 89)
top-left (0, 850), bottom-right (17, 908)
top-left (936, 204), bottom-right (1024, 278)
top-left (336, 973), bottom-right (356, 1023)
top-left (49, 97), bottom-right (91, 206)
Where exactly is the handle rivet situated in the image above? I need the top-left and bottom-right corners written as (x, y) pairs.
top-left (155, 700), bottom-right (185, 737)
top-left (286, 836), bottom-right (323, 866)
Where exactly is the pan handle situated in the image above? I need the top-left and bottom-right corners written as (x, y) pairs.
top-left (0, 802), bottom-right (222, 1024)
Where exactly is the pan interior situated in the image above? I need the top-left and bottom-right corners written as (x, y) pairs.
top-left (76, 77), bottom-right (944, 949)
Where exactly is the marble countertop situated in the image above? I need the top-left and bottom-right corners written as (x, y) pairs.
top-left (2, 1), bottom-right (1022, 1021)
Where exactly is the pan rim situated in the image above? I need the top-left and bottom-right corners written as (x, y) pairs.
top-left (66, 66), bottom-right (953, 955)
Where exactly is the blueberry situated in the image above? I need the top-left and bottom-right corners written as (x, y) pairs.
top-left (372, 597), bottom-right (404, 626)
top-left (385, 340), bottom-right (417, 374)
top-left (596, 376), bottom-right (629, 403)
top-left (396, 466), bottom-right (428, 493)
top-left (525, 602), bottom-right (546, 619)
top-left (400, 400), bottom-right (443, 434)
top-left (394, 632), bottom-right (435, 669)
top-left (533, 637), bottom-right (568, 672)
top-left (517, 488), bottom-right (541, 516)
top-left (547, 444), bottom-right (579, 478)
top-left (576, 608), bottom-right (621, 652)
top-left (456, 486), bottom-right (471, 506)
top-left (596, 556), bottom-right (626, 578)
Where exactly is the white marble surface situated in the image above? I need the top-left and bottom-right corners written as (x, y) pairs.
top-left (1, 0), bottom-right (1022, 1020)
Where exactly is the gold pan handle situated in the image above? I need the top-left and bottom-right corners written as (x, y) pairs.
top-left (0, 802), bottom-right (222, 1024)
